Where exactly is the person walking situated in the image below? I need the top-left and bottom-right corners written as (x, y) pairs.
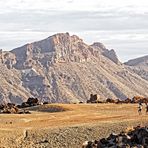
top-left (138, 102), bottom-right (143, 115)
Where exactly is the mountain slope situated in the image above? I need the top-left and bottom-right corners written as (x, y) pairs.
top-left (124, 55), bottom-right (148, 66)
top-left (0, 60), bottom-right (31, 104)
top-left (0, 33), bottom-right (148, 103)
top-left (125, 55), bottom-right (148, 81)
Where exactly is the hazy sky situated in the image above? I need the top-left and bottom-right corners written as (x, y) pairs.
top-left (0, 0), bottom-right (148, 61)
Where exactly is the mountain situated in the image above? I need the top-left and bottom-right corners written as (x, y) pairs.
top-left (0, 33), bottom-right (148, 104)
top-left (125, 55), bottom-right (148, 81)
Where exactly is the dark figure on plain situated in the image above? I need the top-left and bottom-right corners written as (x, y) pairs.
top-left (138, 102), bottom-right (143, 115)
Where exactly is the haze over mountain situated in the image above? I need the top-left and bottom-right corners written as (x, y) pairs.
top-left (0, 33), bottom-right (148, 104)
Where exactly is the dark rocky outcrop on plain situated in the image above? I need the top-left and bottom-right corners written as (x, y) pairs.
top-left (0, 102), bottom-right (30, 114)
top-left (87, 94), bottom-right (102, 103)
top-left (82, 126), bottom-right (148, 148)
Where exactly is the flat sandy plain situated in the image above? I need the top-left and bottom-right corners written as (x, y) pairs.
top-left (0, 104), bottom-right (148, 148)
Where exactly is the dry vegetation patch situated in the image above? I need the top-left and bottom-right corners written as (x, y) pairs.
top-left (27, 104), bottom-right (70, 113)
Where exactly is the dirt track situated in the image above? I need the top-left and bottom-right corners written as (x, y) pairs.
top-left (0, 104), bottom-right (148, 148)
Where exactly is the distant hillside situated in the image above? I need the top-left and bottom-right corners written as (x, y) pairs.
top-left (125, 55), bottom-right (148, 81)
top-left (0, 33), bottom-right (148, 103)
top-left (124, 55), bottom-right (148, 66)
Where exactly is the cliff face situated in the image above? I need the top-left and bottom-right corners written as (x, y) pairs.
top-left (90, 43), bottom-right (120, 64)
top-left (0, 33), bottom-right (148, 103)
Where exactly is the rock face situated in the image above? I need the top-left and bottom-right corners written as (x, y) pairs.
top-left (0, 33), bottom-right (148, 103)
top-left (91, 43), bottom-right (120, 64)
top-left (103, 49), bottom-right (120, 64)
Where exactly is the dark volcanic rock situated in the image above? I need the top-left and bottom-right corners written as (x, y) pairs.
top-left (82, 126), bottom-right (148, 148)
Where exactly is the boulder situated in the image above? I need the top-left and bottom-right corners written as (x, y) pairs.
top-left (19, 97), bottom-right (39, 108)
top-left (87, 94), bottom-right (102, 103)
top-left (27, 97), bottom-right (39, 105)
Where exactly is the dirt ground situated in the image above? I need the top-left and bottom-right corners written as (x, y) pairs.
top-left (0, 104), bottom-right (148, 148)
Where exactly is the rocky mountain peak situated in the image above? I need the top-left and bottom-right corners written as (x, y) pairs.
top-left (91, 42), bottom-right (107, 52)
top-left (91, 43), bottom-right (120, 64)
top-left (49, 33), bottom-right (92, 63)
top-left (10, 33), bottom-right (101, 69)
top-left (102, 49), bottom-right (120, 64)
top-left (47, 33), bottom-right (83, 49)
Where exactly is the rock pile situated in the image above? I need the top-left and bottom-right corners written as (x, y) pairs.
top-left (18, 97), bottom-right (39, 108)
top-left (86, 95), bottom-right (148, 104)
top-left (82, 126), bottom-right (148, 148)
top-left (0, 97), bottom-right (40, 114)
top-left (132, 96), bottom-right (148, 103)
top-left (0, 103), bottom-right (30, 114)
top-left (116, 98), bottom-right (132, 104)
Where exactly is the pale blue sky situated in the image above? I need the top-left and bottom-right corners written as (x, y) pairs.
top-left (0, 0), bottom-right (148, 61)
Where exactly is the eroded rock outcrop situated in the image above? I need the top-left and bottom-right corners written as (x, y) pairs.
top-left (103, 49), bottom-right (120, 64)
